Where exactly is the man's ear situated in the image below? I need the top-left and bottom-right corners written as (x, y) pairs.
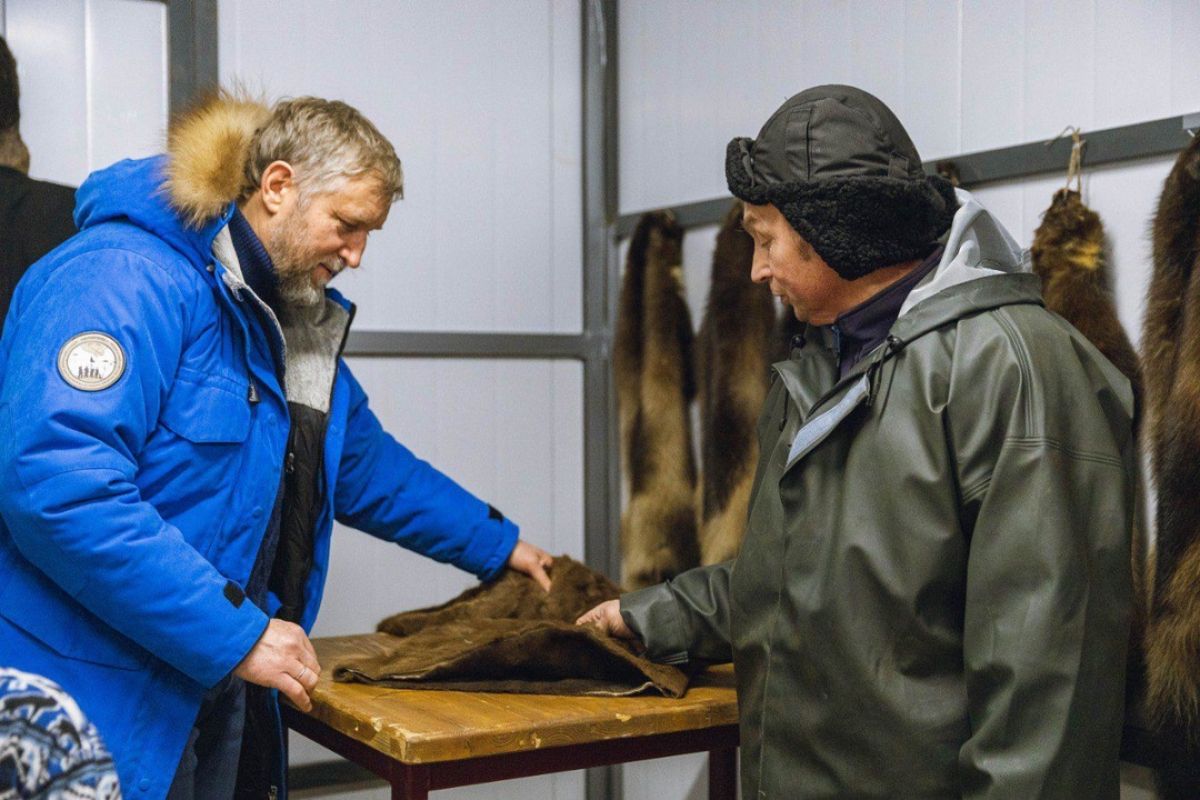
top-left (259, 160), bottom-right (296, 215)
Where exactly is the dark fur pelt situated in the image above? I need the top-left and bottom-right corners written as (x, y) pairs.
top-left (615, 212), bottom-right (700, 589)
top-left (379, 556), bottom-right (620, 633)
top-left (1032, 189), bottom-right (1142, 404)
top-left (1144, 134), bottom-right (1200, 750)
top-left (695, 202), bottom-right (776, 565)
top-left (335, 557), bottom-right (690, 697)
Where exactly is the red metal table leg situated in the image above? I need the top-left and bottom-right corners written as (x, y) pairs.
top-left (392, 763), bottom-right (430, 800)
top-left (708, 747), bottom-right (737, 800)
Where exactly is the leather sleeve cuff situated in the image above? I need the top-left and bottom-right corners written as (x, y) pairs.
top-left (620, 583), bottom-right (691, 666)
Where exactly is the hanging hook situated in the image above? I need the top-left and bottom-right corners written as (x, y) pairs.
top-left (1045, 126), bottom-right (1086, 194)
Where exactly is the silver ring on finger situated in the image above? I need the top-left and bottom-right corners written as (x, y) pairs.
top-left (297, 665), bottom-right (309, 681)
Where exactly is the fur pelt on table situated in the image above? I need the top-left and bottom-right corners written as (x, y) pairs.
top-left (331, 556), bottom-right (689, 697)
top-left (614, 212), bottom-right (700, 589)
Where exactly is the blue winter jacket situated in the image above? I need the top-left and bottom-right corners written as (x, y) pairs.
top-left (0, 155), bottom-right (519, 798)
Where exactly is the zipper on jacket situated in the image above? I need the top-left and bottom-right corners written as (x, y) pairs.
top-left (830, 323), bottom-right (843, 373)
top-left (248, 380), bottom-right (260, 404)
top-left (865, 335), bottom-right (904, 408)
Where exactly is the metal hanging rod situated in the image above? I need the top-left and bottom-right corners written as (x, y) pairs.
top-left (616, 111), bottom-right (1200, 238)
top-left (343, 331), bottom-right (592, 360)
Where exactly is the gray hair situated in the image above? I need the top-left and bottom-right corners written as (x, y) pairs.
top-left (245, 96), bottom-right (403, 202)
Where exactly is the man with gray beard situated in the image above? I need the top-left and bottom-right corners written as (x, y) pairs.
top-left (0, 91), bottom-right (553, 800)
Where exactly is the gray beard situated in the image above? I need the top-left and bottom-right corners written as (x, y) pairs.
top-left (277, 268), bottom-right (323, 307)
top-left (268, 207), bottom-right (326, 308)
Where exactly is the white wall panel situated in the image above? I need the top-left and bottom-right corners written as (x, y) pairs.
top-left (550, 0), bottom-right (584, 334)
top-left (960, 0), bottom-right (1024, 153)
top-left (1022, 0), bottom-right (1095, 141)
top-left (902, 0), bottom-right (961, 160)
top-left (87, 0), bottom-right (167, 170)
top-left (618, 0), bottom-right (684, 214)
top-left (7, 0), bottom-right (88, 184)
top-left (219, 0), bottom-right (583, 334)
top-left (6, 0), bottom-right (165, 187)
top-left (1094, 0), bottom-right (1171, 130)
top-left (798, 0), bottom-right (853, 88)
top-left (1171, 0), bottom-right (1200, 116)
top-left (848, 2), bottom-right (905, 122)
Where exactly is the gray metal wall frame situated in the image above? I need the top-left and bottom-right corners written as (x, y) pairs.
top-left (581, 3), bottom-right (622, 800)
top-left (168, 2), bottom-right (624, 799)
top-left (615, 112), bottom-right (1200, 238)
top-left (166, 0), bottom-right (219, 117)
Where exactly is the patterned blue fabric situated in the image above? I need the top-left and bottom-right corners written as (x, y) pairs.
top-left (0, 668), bottom-right (121, 799)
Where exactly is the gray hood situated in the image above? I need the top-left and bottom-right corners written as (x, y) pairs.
top-left (900, 188), bottom-right (1029, 315)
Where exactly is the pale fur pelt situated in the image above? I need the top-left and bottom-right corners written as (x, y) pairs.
top-left (615, 212), bottom-right (700, 590)
top-left (695, 202), bottom-right (777, 565)
top-left (164, 89), bottom-right (270, 228)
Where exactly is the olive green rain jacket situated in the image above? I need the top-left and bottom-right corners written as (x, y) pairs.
top-left (622, 191), bottom-right (1136, 799)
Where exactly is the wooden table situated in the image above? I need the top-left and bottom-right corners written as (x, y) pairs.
top-left (282, 634), bottom-right (740, 800)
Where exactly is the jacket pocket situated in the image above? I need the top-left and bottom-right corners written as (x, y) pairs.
top-left (0, 558), bottom-right (147, 670)
top-left (160, 368), bottom-right (251, 443)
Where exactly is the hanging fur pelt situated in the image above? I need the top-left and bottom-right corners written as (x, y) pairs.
top-left (1143, 134), bottom-right (1200, 739)
top-left (695, 202), bottom-right (777, 565)
top-left (615, 212), bottom-right (700, 590)
top-left (1031, 188), bottom-right (1142, 405)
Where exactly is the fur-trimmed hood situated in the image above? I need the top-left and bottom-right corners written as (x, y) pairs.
top-left (164, 92), bottom-right (270, 228)
top-left (73, 92), bottom-right (269, 266)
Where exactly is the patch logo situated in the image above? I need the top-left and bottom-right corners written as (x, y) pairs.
top-left (57, 332), bottom-right (126, 391)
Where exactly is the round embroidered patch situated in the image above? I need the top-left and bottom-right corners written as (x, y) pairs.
top-left (57, 332), bottom-right (126, 391)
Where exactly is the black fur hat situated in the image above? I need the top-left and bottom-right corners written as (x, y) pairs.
top-left (726, 84), bottom-right (958, 280)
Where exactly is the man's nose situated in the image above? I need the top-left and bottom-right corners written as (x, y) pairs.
top-left (750, 251), bottom-right (769, 283)
top-left (340, 232), bottom-right (368, 268)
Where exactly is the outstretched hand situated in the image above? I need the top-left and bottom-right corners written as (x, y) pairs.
top-left (575, 599), bottom-right (635, 639)
top-left (508, 539), bottom-right (554, 592)
top-left (234, 618), bottom-right (321, 712)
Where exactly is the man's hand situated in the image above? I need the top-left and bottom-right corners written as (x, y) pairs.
top-left (234, 619), bottom-right (321, 712)
top-left (576, 599), bottom-right (635, 639)
top-left (507, 540), bottom-right (553, 592)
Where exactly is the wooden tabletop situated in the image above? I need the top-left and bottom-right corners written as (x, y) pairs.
top-left (290, 633), bottom-right (739, 765)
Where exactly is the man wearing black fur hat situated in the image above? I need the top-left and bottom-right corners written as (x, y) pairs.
top-left (580, 85), bottom-right (1136, 798)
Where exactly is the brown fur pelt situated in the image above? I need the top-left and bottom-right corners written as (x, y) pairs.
top-left (695, 202), bottom-right (777, 565)
top-left (164, 89), bottom-right (270, 228)
top-left (338, 557), bottom-right (690, 697)
top-left (615, 212), bottom-right (700, 589)
top-left (379, 556), bottom-right (620, 634)
top-left (1143, 133), bottom-right (1200, 735)
top-left (1032, 188), bottom-right (1142, 405)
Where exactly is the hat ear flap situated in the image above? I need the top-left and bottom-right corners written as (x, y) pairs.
top-left (726, 138), bottom-right (766, 204)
